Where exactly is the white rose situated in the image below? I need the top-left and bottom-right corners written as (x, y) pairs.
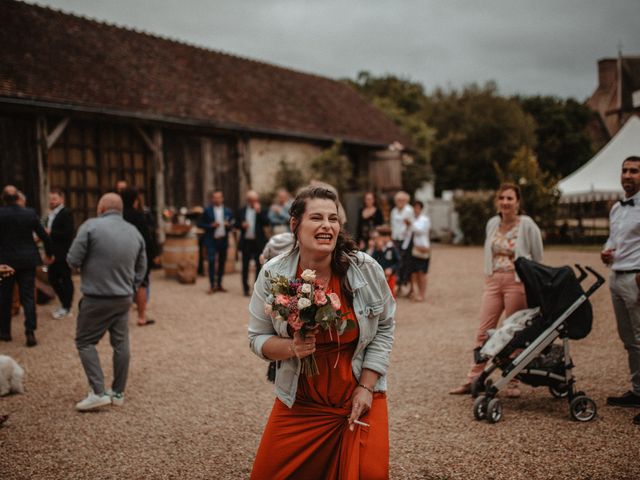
top-left (301, 283), bottom-right (312, 294)
top-left (297, 297), bottom-right (312, 310)
top-left (300, 269), bottom-right (316, 282)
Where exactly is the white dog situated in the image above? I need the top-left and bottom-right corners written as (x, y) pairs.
top-left (0, 355), bottom-right (24, 396)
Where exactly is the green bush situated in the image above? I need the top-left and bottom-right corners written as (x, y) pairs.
top-left (274, 159), bottom-right (306, 195)
top-left (309, 141), bottom-right (352, 196)
top-left (454, 193), bottom-right (494, 245)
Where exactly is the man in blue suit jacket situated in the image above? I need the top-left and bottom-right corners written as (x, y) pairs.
top-left (0, 185), bottom-right (53, 346)
top-left (198, 190), bottom-right (234, 293)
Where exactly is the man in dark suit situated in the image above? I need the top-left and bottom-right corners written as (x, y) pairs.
top-left (197, 190), bottom-right (234, 294)
top-left (46, 188), bottom-right (75, 319)
top-left (236, 190), bottom-right (269, 297)
top-left (0, 185), bottom-right (53, 346)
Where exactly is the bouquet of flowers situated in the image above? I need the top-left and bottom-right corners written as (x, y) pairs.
top-left (264, 269), bottom-right (353, 375)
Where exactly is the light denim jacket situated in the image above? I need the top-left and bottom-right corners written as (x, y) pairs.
top-left (248, 249), bottom-right (396, 408)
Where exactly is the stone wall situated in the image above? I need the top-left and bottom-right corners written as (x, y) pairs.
top-left (247, 138), bottom-right (322, 196)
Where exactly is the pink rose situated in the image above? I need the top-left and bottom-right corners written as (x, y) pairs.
top-left (327, 292), bottom-right (341, 310)
top-left (287, 313), bottom-right (303, 331)
top-left (264, 304), bottom-right (273, 316)
top-left (314, 289), bottom-right (327, 305)
top-left (275, 294), bottom-right (289, 307)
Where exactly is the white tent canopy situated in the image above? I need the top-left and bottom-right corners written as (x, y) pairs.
top-left (558, 115), bottom-right (640, 203)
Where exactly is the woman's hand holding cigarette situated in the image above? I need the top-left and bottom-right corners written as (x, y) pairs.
top-left (348, 369), bottom-right (380, 431)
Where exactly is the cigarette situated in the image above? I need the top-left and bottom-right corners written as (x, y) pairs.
top-left (353, 420), bottom-right (370, 427)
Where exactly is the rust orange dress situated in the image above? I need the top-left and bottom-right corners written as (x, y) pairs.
top-left (250, 275), bottom-right (389, 480)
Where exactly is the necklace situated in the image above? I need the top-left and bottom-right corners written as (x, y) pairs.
top-left (315, 274), bottom-right (331, 289)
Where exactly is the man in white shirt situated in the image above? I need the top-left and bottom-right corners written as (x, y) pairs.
top-left (390, 190), bottom-right (414, 292)
top-left (46, 188), bottom-right (75, 319)
top-left (601, 156), bottom-right (640, 424)
top-left (236, 190), bottom-right (268, 297)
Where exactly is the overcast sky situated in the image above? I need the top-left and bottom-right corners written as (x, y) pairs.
top-left (29, 0), bottom-right (640, 100)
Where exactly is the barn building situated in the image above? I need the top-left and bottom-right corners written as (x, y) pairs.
top-left (0, 0), bottom-right (409, 237)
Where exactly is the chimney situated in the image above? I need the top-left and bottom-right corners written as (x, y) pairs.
top-left (597, 59), bottom-right (617, 90)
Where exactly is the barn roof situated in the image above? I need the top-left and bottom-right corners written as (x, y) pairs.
top-left (0, 0), bottom-right (410, 147)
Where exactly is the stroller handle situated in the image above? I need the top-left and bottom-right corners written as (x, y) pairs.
top-left (578, 265), bottom-right (605, 297)
top-left (574, 264), bottom-right (588, 283)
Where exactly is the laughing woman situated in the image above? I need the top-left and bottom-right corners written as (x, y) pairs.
top-left (248, 186), bottom-right (395, 480)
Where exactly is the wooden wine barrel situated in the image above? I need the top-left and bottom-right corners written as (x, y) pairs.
top-left (163, 233), bottom-right (199, 278)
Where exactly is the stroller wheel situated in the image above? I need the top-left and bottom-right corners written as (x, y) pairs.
top-left (486, 398), bottom-right (503, 424)
top-left (549, 384), bottom-right (569, 398)
top-left (569, 395), bottom-right (597, 422)
top-left (473, 395), bottom-right (488, 420)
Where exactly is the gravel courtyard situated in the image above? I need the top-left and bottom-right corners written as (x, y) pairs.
top-left (1, 246), bottom-right (638, 480)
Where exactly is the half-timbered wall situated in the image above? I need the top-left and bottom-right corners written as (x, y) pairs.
top-left (163, 132), bottom-right (239, 211)
top-left (48, 121), bottom-right (155, 226)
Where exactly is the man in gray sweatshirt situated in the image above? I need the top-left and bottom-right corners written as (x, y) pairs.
top-left (67, 193), bottom-right (147, 411)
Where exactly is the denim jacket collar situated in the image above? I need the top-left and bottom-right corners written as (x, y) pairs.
top-left (273, 248), bottom-right (368, 291)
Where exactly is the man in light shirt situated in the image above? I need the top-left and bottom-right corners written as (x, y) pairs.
top-left (236, 190), bottom-right (269, 297)
top-left (601, 156), bottom-right (640, 425)
top-left (390, 191), bottom-right (414, 293)
top-left (46, 188), bottom-right (75, 319)
top-left (198, 190), bottom-right (234, 294)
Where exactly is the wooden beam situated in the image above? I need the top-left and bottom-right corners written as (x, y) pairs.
top-left (201, 136), bottom-right (213, 200)
top-left (237, 135), bottom-right (251, 198)
top-left (152, 128), bottom-right (166, 244)
top-left (183, 140), bottom-right (194, 207)
top-left (35, 116), bottom-right (49, 216)
top-left (46, 117), bottom-right (69, 150)
top-left (135, 126), bottom-right (157, 154)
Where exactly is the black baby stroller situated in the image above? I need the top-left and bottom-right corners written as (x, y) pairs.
top-left (471, 257), bottom-right (605, 423)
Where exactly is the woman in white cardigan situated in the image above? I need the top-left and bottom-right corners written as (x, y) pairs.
top-left (450, 183), bottom-right (543, 397)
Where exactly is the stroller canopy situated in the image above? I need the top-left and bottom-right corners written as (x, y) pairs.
top-left (514, 258), bottom-right (592, 339)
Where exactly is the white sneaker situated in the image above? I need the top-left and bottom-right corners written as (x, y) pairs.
top-left (75, 391), bottom-right (111, 411)
top-left (52, 308), bottom-right (71, 319)
top-left (105, 389), bottom-right (125, 407)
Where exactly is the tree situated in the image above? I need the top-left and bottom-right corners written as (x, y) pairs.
top-left (424, 82), bottom-right (537, 193)
top-left (515, 95), bottom-right (594, 178)
top-left (496, 147), bottom-right (560, 230)
top-left (310, 141), bottom-right (352, 196)
top-left (349, 71), bottom-right (427, 115)
top-left (347, 72), bottom-right (434, 194)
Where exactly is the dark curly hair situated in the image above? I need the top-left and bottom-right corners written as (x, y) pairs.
top-left (289, 186), bottom-right (359, 303)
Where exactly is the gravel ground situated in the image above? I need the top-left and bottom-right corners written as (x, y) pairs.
top-left (0, 246), bottom-right (638, 479)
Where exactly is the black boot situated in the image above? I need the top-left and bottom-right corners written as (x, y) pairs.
top-left (25, 330), bottom-right (37, 347)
